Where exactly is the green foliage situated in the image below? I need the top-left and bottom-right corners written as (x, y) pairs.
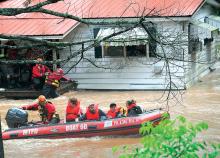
top-left (114, 115), bottom-right (220, 158)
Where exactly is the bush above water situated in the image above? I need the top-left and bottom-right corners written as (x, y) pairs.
top-left (113, 114), bottom-right (220, 158)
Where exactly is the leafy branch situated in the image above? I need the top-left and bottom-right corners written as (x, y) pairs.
top-left (113, 115), bottom-right (220, 158)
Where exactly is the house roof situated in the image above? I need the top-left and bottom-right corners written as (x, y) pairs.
top-left (0, 0), bottom-right (204, 37)
top-left (0, 18), bottom-right (77, 37)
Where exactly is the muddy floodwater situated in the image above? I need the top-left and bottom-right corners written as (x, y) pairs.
top-left (1, 67), bottom-right (220, 158)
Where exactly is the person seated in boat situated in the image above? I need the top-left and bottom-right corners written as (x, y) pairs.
top-left (21, 95), bottom-right (56, 123)
top-left (66, 97), bottom-right (83, 122)
top-left (82, 104), bottom-right (107, 121)
top-left (42, 68), bottom-right (64, 98)
top-left (32, 57), bottom-right (51, 90)
top-left (107, 103), bottom-right (126, 119)
top-left (126, 99), bottom-right (142, 117)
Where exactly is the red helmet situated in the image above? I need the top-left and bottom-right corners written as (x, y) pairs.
top-left (56, 68), bottom-right (64, 75)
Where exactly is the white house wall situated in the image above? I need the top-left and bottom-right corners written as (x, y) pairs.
top-left (154, 20), bottom-right (188, 63)
top-left (185, 4), bottom-right (218, 87)
top-left (60, 22), bottom-right (186, 90)
top-left (205, 16), bottom-right (220, 59)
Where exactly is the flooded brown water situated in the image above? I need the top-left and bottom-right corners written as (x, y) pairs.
top-left (1, 67), bottom-right (220, 158)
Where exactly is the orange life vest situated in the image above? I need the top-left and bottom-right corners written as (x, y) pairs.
top-left (85, 104), bottom-right (99, 120)
top-left (107, 106), bottom-right (121, 119)
top-left (107, 110), bottom-right (117, 119)
top-left (66, 101), bottom-right (82, 121)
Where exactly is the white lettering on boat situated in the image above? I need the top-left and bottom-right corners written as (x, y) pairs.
top-left (104, 121), bottom-right (113, 128)
top-left (66, 123), bottom-right (88, 132)
top-left (79, 123), bottom-right (88, 130)
top-left (23, 128), bottom-right (38, 136)
top-left (113, 118), bottom-right (139, 126)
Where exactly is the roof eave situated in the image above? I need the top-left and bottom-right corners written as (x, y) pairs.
top-left (31, 22), bottom-right (80, 40)
top-left (28, 35), bottom-right (64, 40)
top-left (7, 15), bottom-right (198, 39)
top-left (191, 0), bottom-right (206, 18)
top-left (83, 16), bottom-right (192, 24)
top-left (62, 22), bottom-right (80, 39)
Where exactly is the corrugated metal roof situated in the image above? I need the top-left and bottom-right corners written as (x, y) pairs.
top-left (0, 18), bottom-right (78, 36)
top-left (0, 0), bottom-right (204, 37)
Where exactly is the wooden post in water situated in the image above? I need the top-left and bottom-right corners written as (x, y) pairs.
top-left (0, 116), bottom-right (4, 158)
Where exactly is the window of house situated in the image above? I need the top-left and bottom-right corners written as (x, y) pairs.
top-left (102, 45), bottom-right (148, 57)
top-left (189, 38), bottom-right (203, 53)
top-left (94, 28), bottom-right (102, 58)
top-left (127, 45), bottom-right (146, 57)
top-left (94, 26), bottom-right (157, 58)
top-left (101, 44), bottom-right (157, 58)
top-left (103, 46), bottom-right (124, 57)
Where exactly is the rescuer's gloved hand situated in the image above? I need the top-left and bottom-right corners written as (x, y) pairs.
top-left (20, 106), bottom-right (26, 110)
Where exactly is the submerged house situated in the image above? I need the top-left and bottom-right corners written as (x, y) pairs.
top-left (0, 0), bottom-right (220, 90)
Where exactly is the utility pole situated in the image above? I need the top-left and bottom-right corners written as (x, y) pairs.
top-left (0, 117), bottom-right (4, 158)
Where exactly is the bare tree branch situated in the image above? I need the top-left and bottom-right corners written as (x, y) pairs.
top-left (0, 0), bottom-right (59, 16)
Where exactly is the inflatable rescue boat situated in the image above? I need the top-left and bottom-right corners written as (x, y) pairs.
top-left (2, 108), bottom-right (167, 140)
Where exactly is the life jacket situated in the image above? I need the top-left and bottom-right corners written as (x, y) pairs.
top-left (45, 72), bottom-right (63, 88)
top-left (66, 101), bottom-right (82, 121)
top-left (127, 103), bottom-right (137, 110)
top-left (107, 110), bottom-right (117, 119)
top-left (127, 103), bottom-right (137, 116)
top-left (119, 107), bottom-right (127, 116)
top-left (85, 104), bottom-right (99, 120)
top-left (107, 106), bottom-right (121, 119)
top-left (127, 103), bottom-right (142, 116)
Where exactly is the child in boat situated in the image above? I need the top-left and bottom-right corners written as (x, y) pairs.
top-left (126, 99), bottom-right (142, 116)
top-left (81, 104), bottom-right (107, 121)
top-left (107, 103), bottom-right (126, 119)
top-left (65, 97), bottom-right (83, 122)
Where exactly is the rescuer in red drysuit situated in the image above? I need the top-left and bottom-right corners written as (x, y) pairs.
top-left (21, 95), bottom-right (56, 123)
top-left (32, 58), bottom-right (51, 90)
top-left (42, 68), bottom-right (65, 98)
